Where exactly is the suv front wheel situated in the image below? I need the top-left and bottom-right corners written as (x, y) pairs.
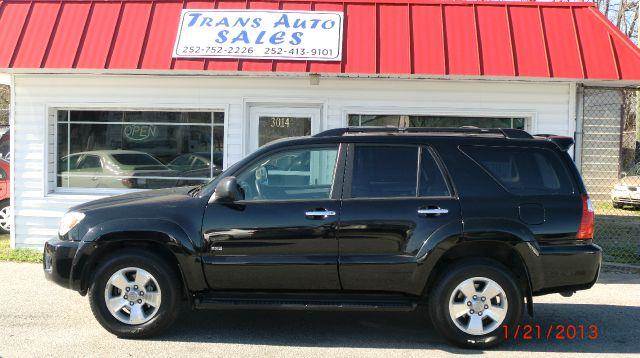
top-left (88, 249), bottom-right (181, 338)
top-left (428, 259), bottom-right (523, 349)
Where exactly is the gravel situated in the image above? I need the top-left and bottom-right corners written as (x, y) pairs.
top-left (0, 262), bottom-right (638, 357)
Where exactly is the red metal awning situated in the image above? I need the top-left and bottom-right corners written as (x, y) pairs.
top-left (1, 0), bottom-right (640, 81)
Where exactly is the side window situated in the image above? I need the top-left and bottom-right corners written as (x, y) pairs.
top-left (0, 167), bottom-right (6, 179)
top-left (236, 146), bottom-right (339, 201)
top-left (462, 146), bottom-right (573, 195)
top-left (59, 155), bottom-right (81, 172)
top-left (419, 149), bottom-right (450, 197)
top-left (351, 145), bottom-right (418, 198)
top-left (76, 155), bottom-right (102, 171)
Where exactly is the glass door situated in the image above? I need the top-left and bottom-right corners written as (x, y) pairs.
top-left (249, 107), bottom-right (321, 152)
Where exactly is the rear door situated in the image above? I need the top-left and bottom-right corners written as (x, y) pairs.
top-left (459, 145), bottom-right (580, 243)
top-left (338, 143), bottom-right (463, 294)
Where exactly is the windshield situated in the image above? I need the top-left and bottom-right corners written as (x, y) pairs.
top-left (111, 153), bottom-right (163, 166)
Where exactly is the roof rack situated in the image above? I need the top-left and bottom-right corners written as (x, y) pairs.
top-left (314, 126), bottom-right (534, 139)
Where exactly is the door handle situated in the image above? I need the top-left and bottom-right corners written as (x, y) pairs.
top-left (417, 207), bottom-right (449, 216)
top-left (305, 210), bottom-right (336, 219)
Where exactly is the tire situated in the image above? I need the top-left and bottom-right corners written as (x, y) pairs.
top-left (88, 249), bottom-right (181, 338)
top-left (428, 259), bottom-right (523, 349)
top-left (0, 200), bottom-right (10, 234)
top-left (612, 202), bottom-right (623, 209)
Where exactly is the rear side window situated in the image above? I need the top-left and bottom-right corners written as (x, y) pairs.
top-left (461, 146), bottom-right (573, 195)
top-left (419, 149), bottom-right (450, 197)
top-left (350, 145), bottom-right (449, 198)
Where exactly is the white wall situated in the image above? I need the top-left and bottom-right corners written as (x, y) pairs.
top-left (0, 74), bottom-right (9, 85)
top-left (11, 74), bottom-right (575, 248)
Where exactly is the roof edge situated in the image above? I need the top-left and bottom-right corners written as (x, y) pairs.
top-left (588, 6), bottom-right (640, 60)
top-left (4, 68), bottom-right (640, 87)
top-left (0, 0), bottom-right (599, 6)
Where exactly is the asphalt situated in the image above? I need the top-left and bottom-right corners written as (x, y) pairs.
top-left (0, 262), bottom-right (638, 358)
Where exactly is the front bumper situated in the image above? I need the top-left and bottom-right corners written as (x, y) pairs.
top-left (611, 189), bottom-right (640, 205)
top-left (532, 243), bottom-right (602, 296)
top-left (43, 237), bottom-right (80, 290)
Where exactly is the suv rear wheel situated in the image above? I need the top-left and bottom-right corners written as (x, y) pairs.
top-left (88, 249), bottom-right (181, 338)
top-left (428, 260), bottom-right (523, 349)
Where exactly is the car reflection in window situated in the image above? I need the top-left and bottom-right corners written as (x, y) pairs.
top-left (169, 152), bottom-right (223, 187)
top-left (59, 150), bottom-right (179, 189)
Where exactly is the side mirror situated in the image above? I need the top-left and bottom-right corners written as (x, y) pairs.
top-left (212, 177), bottom-right (244, 203)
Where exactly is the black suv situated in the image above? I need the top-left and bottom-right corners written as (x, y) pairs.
top-left (44, 127), bottom-right (601, 348)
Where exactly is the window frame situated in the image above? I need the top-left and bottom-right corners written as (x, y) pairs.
top-left (343, 108), bottom-right (536, 133)
top-left (228, 143), bottom-right (346, 204)
top-left (49, 107), bottom-right (227, 196)
top-left (459, 144), bottom-right (577, 196)
top-left (419, 146), bottom-right (454, 198)
top-left (342, 143), bottom-right (453, 200)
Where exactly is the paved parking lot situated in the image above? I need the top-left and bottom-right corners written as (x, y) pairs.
top-left (0, 262), bottom-right (638, 357)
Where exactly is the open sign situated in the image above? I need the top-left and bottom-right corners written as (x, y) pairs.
top-left (124, 124), bottom-right (158, 142)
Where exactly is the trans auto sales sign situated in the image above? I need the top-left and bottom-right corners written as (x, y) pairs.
top-left (172, 10), bottom-right (344, 61)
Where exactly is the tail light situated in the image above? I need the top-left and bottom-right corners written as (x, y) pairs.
top-left (576, 194), bottom-right (595, 240)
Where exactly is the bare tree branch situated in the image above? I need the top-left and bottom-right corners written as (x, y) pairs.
top-left (0, 85), bottom-right (9, 127)
top-left (588, 0), bottom-right (638, 43)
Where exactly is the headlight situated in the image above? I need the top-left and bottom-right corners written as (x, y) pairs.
top-left (614, 184), bottom-right (628, 191)
top-left (58, 212), bottom-right (85, 237)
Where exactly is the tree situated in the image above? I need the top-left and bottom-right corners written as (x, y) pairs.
top-left (0, 85), bottom-right (8, 126)
top-left (590, 0), bottom-right (639, 42)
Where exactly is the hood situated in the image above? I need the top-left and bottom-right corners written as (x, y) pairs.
top-left (618, 176), bottom-right (640, 187)
top-left (70, 186), bottom-right (196, 213)
top-left (65, 185), bottom-right (209, 243)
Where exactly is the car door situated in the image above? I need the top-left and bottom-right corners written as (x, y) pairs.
top-left (68, 154), bottom-right (103, 188)
top-left (201, 144), bottom-right (345, 290)
top-left (0, 165), bottom-right (7, 199)
top-left (338, 143), bottom-right (462, 294)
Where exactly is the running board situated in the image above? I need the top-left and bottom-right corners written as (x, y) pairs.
top-left (193, 293), bottom-right (418, 312)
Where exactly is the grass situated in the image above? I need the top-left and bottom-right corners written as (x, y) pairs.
top-left (593, 200), bottom-right (640, 265)
top-left (0, 234), bottom-right (42, 263)
top-left (595, 201), bottom-right (640, 217)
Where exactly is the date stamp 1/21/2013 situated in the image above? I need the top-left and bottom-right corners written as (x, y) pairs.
top-left (503, 324), bottom-right (599, 341)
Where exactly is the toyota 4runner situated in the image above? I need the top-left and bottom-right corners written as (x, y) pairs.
top-left (44, 127), bottom-right (602, 348)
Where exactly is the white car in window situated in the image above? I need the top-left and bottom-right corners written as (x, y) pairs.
top-left (59, 150), bottom-right (179, 189)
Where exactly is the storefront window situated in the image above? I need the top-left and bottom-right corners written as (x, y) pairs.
top-left (258, 116), bottom-right (311, 147)
top-left (347, 115), bottom-right (525, 130)
top-left (56, 110), bottom-right (224, 190)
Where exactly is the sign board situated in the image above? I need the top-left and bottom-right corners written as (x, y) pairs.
top-left (173, 10), bottom-right (343, 61)
top-left (124, 124), bottom-right (158, 142)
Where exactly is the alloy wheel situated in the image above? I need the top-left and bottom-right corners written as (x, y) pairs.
top-left (448, 276), bottom-right (508, 335)
top-left (104, 267), bottom-right (162, 325)
top-left (0, 205), bottom-right (11, 232)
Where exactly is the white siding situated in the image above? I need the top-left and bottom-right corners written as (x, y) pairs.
top-left (11, 74), bottom-right (574, 248)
